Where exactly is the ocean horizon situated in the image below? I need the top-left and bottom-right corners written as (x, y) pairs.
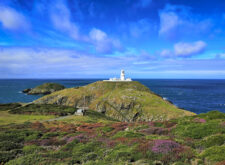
top-left (0, 79), bottom-right (225, 114)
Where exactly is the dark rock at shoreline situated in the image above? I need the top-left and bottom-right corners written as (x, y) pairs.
top-left (22, 88), bottom-right (31, 93)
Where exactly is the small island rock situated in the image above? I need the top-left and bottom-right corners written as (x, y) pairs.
top-left (23, 83), bottom-right (65, 95)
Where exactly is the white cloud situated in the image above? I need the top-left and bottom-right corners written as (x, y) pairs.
top-left (129, 19), bottom-right (152, 38)
top-left (50, 1), bottom-right (123, 54)
top-left (0, 47), bottom-right (128, 78)
top-left (160, 41), bottom-right (207, 58)
top-left (158, 4), bottom-right (213, 39)
top-left (89, 28), bottom-right (107, 41)
top-left (0, 6), bottom-right (29, 30)
top-left (50, 1), bottom-right (80, 40)
top-left (174, 41), bottom-right (206, 57)
top-left (217, 53), bottom-right (225, 59)
top-left (160, 49), bottom-right (173, 57)
top-left (159, 11), bottom-right (179, 35)
top-left (89, 28), bottom-right (123, 54)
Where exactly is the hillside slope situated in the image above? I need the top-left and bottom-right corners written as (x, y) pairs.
top-left (34, 81), bottom-right (195, 121)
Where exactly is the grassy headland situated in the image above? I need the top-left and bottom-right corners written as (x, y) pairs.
top-left (35, 81), bottom-right (195, 121)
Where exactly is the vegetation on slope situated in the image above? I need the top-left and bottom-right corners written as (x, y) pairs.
top-left (9, 104), bottom-right (76, 116)
top-left (23, 83), bottom-right (65, 95)
top-left (0, 110), bottom-right (224, 165)
top-left (34, 81), bottom-right (195, 121)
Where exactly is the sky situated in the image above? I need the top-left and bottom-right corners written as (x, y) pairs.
top-left (0, 0), bottom-right (225, 79)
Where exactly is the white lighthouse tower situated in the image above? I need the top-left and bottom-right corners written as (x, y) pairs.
top-left (120, 70), bottom-right (125, 81)
top-left (104, 70), bottom-right (132, 81)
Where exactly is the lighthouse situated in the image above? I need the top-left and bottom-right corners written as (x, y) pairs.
top-left (103, 70), bottom-right (132, 81)
top-left (120, 70), bottom-right (125, 81)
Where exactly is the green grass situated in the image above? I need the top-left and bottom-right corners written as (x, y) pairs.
top-left (9, 104), bottom-right (76, 116)
top-left (0, 111), bottom-right (54, 125)
top-left (200, 145), bottom-right (225, 161)
top-left (172, 115), bottom-right (224, 139)
top-left (59, 110), bottom-right (117, 124)
top-left (113, 131), bottom-right (144, 138)
top-left (0, 103), bottom-right (21, 111)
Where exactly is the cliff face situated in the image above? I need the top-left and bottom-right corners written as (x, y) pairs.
top-left (34, 81), bottom-right (195, 121)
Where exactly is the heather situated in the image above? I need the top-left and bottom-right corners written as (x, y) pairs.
top-left (0, 107), bottom-right (224, 164)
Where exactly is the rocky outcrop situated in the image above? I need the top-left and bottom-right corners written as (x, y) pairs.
top-left (23, 83), bottom-right (65, 95)
top-left (34, 81), bottom-right (195, 121)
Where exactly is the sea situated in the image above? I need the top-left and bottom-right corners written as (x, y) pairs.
top-left (0, 79), bottom-right (225, 114)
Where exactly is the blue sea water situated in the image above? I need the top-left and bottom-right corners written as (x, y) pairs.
top-left (0, 79), bottom-right (224, 114)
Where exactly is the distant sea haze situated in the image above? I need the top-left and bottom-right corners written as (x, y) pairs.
top-left (0, 79), bottom-right (224, 114)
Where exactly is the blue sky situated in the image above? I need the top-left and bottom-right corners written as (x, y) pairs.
top-left (0, 0), bottom-right (225, 78)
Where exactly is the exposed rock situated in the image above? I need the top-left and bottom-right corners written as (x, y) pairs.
top-left (22, 88), bottom-right (31, 93)
top-left (34, 81), bottom-right (195, 121)
top-left (23, 83), bottom-right (65, 95)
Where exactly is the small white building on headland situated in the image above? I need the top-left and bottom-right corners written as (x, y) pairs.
top-left (104, 70), bottom-right (132, 82)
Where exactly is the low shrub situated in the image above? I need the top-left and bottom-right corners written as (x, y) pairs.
top-left (0, 150), bottom-right (21, 163)
top-left (22, 145), bottom-right (43, 155)
top-left (41, 132), bottom-right (59, 139)
top-left (83, 152), bottom-right (98, 161)
top-left (199, 134), bottom-right (225, 148)
top-left (105, 144), bottom-right (141, 162)
top-left (145, 135), bottom-right (170, 140)
top-left (5, 153), bottom-right (48, 165)
top-left (197, 111), bottom-right (225, 120)
top-left (173, 121), bottom-right (224, 139)
top-left (0, 103), bottom-right (21, 111)
top-left (0, 141), bottom-right (22, 151)
top-left (113, 131), bottom-right (144, 139)
top-left (72, 141), bottom-right (103, 157)
top-left (153, 122), bottom-right (165, 127)
top-left (97, 126), bottom-right (114, 133)
top-left (9, 104), bottom-right (76, 116)
top-left (200, 145), bottom-right (225, 162)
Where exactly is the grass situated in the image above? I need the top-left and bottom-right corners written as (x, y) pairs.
top-left (9, 104), bottom-right (77, 116)
top-left (200, 145), bottom-right (225, 161)
top-left (0, 111), bottom-right (54, 125)
top-left (59, 110), bottom-right (117, 124)
top-left (0, 103), bottom-right (22, 111)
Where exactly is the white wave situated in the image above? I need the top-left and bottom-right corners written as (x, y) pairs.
top-left (163, 97), bottom-right (167, 100)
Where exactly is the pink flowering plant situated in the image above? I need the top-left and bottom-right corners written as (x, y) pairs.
top-left (193, 118), bottom-right (206, 123)
top-left (151, 140), bottom-right (181, 154)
